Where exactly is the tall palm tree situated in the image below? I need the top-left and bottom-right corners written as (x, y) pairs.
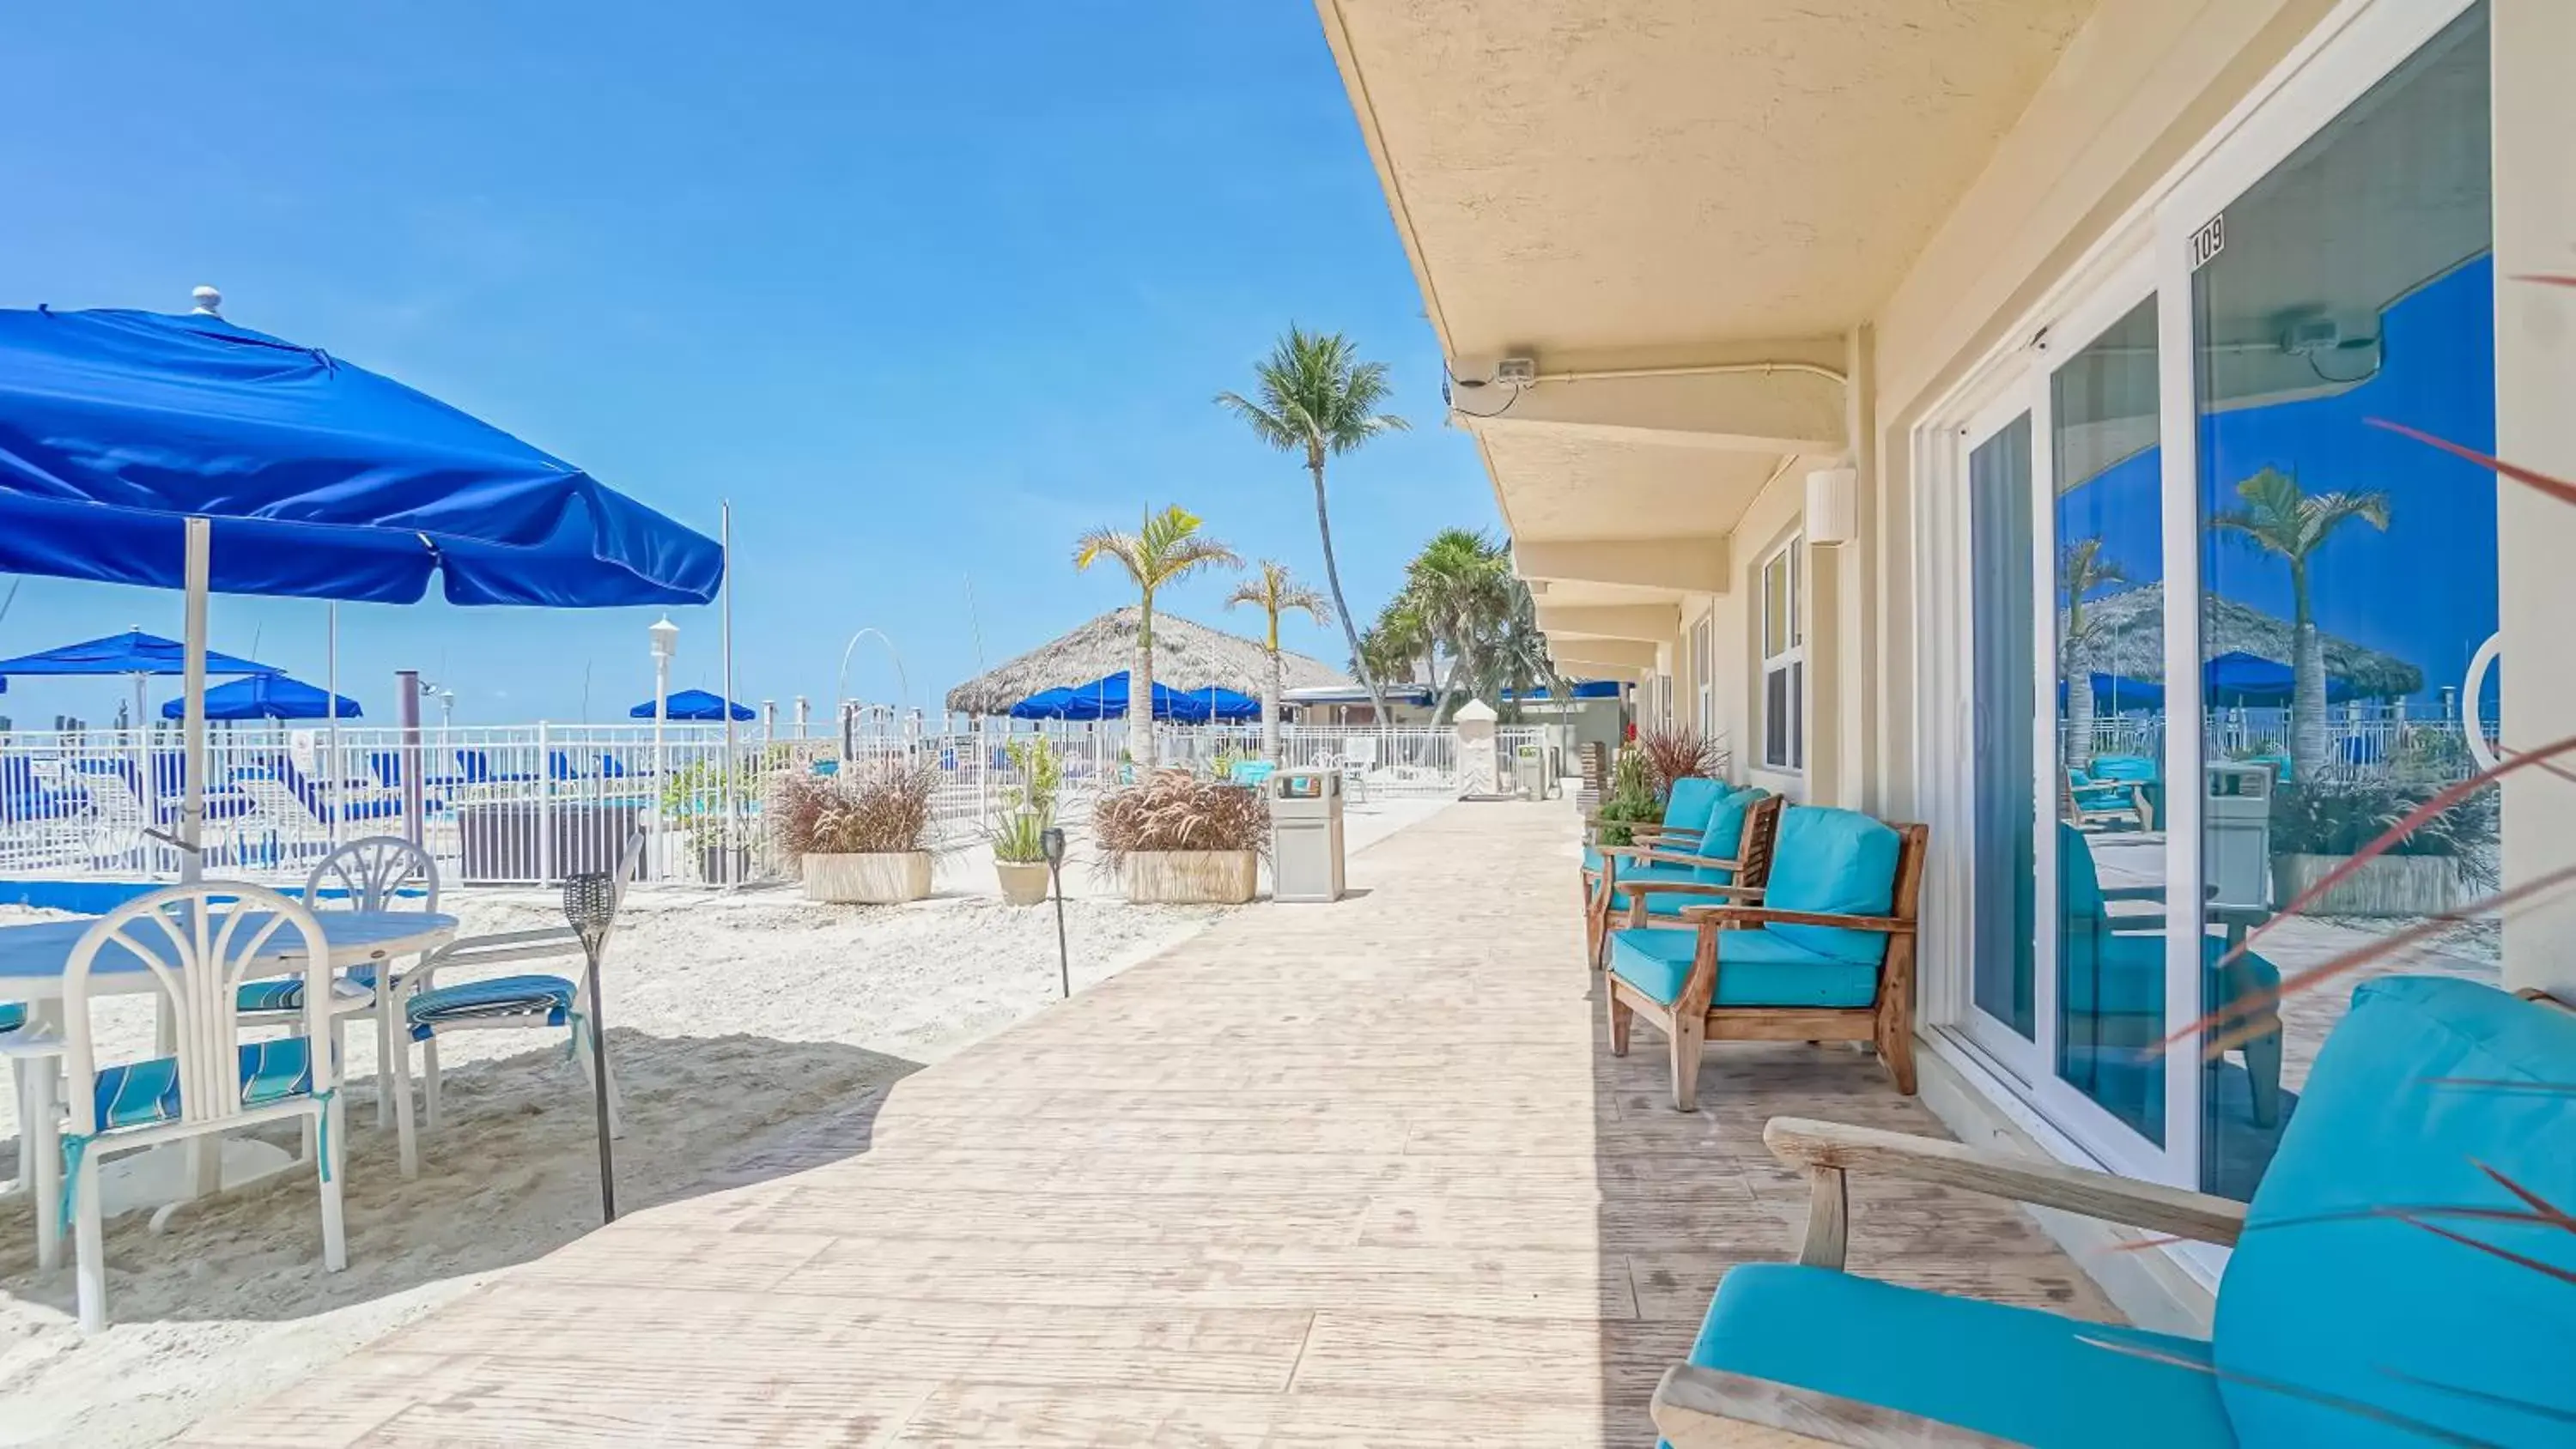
top-left (1357, 593), bottom-right (1430, 702)
top-left (1404, 528), bottom-right (1514, 721)
top-left (1215, 326), bottom-right (1408, 722)
top-left (2212, 466), bottom-right (2390, 779)
top-left (1467, 576), bottom-right (1564, 717)
top-left (2058, 537), bottom-right (2128, 778)
top-left (1224, 560), bottom-right (1333, 763)
top-left (1072, 505), bottom-right (1241, 770)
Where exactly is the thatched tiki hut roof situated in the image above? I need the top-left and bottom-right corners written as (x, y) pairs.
top-left (945, 606), bottom-right (1356, 717)
top-left (2065, 583), bottom-right (2424, 699)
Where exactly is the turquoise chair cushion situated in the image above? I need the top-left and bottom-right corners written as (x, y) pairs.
top-left (1688, 787), bottom-right (1767, 885)
top-left (2091, 755), bottom-right (2157, 784)
top-left (407, 973), bottom-right (576, 1041)
top-left (0, 1002), bottom-right (24, 1034)
top-left (2063, 931), bottom-right (2281, 1022)
top-left (1760, 807), bottom-right (1900, 965)
top-left (1607, 928), bottom-right (1879, 1010)
top-left (236, 964), bottom-right (380, 1015)
top-left (1662, 776), bottom-right (1726, 837)
top-left (90, 1037), bottom-right (317, 1130)
top-left (2213, 976), bottom-right (2576, 1447)
top-left (1672, 1264), bottom-right (2231, 1449)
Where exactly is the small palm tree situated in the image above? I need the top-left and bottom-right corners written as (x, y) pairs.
top-left (1404, 527), bottom-right (1513, 721)
top-left (2212, 466), bottom-right (2390, 779)
top-left (1224, 561), bottom-right (1334, 763)
top-left (1073, 506), bottom-right (1242, 769)
top-left (2058, 536), bottom-right (2128, 777)
top-left (1357, 594), bottom-right (1430, 701)
top-left (1215, 326), bottom-right (1408, 722)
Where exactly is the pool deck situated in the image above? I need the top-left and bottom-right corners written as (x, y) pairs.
top-left (186, 800), bottom-right (2113, 1447)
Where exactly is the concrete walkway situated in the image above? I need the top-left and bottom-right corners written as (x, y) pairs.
top-left (190, 801), bottom-right (2109, 1447)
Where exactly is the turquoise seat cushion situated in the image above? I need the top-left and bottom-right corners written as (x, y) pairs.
top-left (1760, 807), bottom-right (1900, 964)
top-left (1607, 928), bottom-right (1879, 1009)
top-left (90, 1037), bottom-right (317, 1130)
top-left (236, 966), bottom-right (378, 1015)
top-left (407, 973), bottom-right (575, 1040)
top-left (2213, 976), bottom-right (2576, 1447)
top-left (1674, 1264), bottom-right (2231, 1449)
top-left (2091, 755), bottom-right (2157, 784)
top-left (2063, 931), bottom-right (2281, 1022)
top-left (0, 1001), bottom-right (24, 1034)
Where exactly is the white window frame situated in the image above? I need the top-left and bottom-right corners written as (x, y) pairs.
top-left (1906, 0), bottom-right (2488, 1289)
top-left (1758, 534), bottom-right (1806, 772)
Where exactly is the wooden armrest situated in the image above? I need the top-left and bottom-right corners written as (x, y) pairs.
top-left (1655, 1365), bottom-right (2014, 1448)
top-left (1762, 1118), bottom-right (2245, 1264)
top-left (1678, 906), bottom-right (1911, 933)
top-left (1637, 850), bottom-right (1743, 871)
top-left (1625, 881), bottom-right (1759, 900)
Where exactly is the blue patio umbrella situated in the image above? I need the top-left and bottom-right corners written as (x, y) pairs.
top-left (161, 675), bottom-right (361, 723)
top-left (2055, 671), bottom-right (2166, 712)
top-left (1044, 671), bottom-right (1261, 723)
top-left (2202, 651), bottom-right (2363, 707)
top-left (0, 299), bottom-right (722, 1225)
top-left (1007, 687), bottom-right (1078, 720)
top-left (629, 688), bottom-right (754, 723)
top-left (0, 627), bottom-right (284, 743)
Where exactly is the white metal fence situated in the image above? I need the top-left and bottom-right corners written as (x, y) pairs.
top-left (0, 718), bottom-right (1516, 889)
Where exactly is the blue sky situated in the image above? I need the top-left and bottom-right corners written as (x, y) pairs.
top-left (0, 3), bottom-right (1497, 726)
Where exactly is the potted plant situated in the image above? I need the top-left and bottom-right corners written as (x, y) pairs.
top-left (1592, 749), bottom-right (1660, 846)
top-left (2267, 776), bottom-right (2496, 918)
top-left (1094, 767), bottom-right (1266, 904)
top-left (991, 736), bottom-right (1062, 906)
top-left (769, 761), bottom-right (939, 904)
top-left (690, 815), bottom-right (756, 884)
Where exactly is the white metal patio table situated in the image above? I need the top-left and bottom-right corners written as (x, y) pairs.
top-left (0, 906), bottom-right (458, 1269)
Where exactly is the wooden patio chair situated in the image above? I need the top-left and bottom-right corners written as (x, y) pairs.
top-left (1580, 774), bottom-right (1728, 912)
top-left (1649, 978), bottom-right (2576, 1448)
top-left (1585, 792), bottom-right (1782, 971)
top-left (1604, 809), bottom-right (1927, 1109)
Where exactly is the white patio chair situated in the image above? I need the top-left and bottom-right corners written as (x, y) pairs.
top-left (59, 882), bottom-right (346, 1333)
top-left (383, 834), bottom-right (641, 1179)
top-left (236, 837), bottom-right (440, 1164)
top-left (1337, 737), bottom-right (1376, 802)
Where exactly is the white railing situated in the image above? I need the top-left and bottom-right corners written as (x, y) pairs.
top-left (0, 718), bottom-right (1498, 889)
top-left (2058, 705), bottom-right (2493, 783)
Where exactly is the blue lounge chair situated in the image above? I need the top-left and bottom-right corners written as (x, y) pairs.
top-left (1606, 807), bottom-right (1926, 1107)
top-left (453, 749), bottom-right (535, 785)
top-left (1649, 976), bottom-right (2576, 1449)
top-left (2066, 760), bottom-right (2154, 831)
top-left (1589, 791), bottom-right (1780, 967)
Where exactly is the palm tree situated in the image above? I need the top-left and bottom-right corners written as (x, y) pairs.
top-left (2058, 537), bottom-right (2128, 778)
top-left (1404, 528), bottom-right (1514, 721)
top-left (1072, 505), bottom-right (1242, 770)
top-left (1214, 326), bottom-right (1409, 722)
top-left (2212, 466), bottom-right (2390, 779)
top-left (1224, 560), bottom-right (1333, 763)
top-left (1357, 594), bottom-right (1430, 702)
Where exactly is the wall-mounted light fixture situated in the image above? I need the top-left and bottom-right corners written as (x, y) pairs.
top-left (1805, 466), bottom-right (1860, 547)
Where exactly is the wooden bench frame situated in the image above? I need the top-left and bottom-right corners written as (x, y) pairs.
top-left (1606, 822), bottom-right (1928, 1109)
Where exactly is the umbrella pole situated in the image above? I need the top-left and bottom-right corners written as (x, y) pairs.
top-left (179, 518), bottom-right (210, 883)
top-left (720, 501), bottom-right (736, 890)
top-left (326, 602), bottom-right (341, 849)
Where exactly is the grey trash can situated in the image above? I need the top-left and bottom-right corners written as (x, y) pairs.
top-left (1268, 768), bottom-right (1346, 902)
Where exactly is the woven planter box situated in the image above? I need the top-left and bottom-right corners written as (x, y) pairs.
top-left (1124, 850), bottom-right (1258, 905)
top-left (2272, 852), bottom-right (2463, 919)
top-left (803, 851), bottom-right (933, 905)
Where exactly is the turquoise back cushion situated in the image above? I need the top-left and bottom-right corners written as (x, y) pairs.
top-left (2057, 822), bottom-right (2105, 918)
top-left (1760, 807), bottom-right (1899, 965)
top-left (1662, 776), bottom-right (1726, 834)
top-left (1692, 787), bottom-right (1767, 884)
top-left (2212, 976), bottom-right (2576, 1446)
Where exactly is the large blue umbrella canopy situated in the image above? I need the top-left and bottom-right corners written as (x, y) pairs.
top-left (1037, 672), bottom-right (1261, 724)
top-left (0, 307), bottom-right (723, 607)
top-left (630, 688), bottom-right (754, 722)
top-left (2203, 650), bottom-right (2362, 707)
top-left (0, 628), bottom-right (281, 679)
top-left (2055, 671), bottom-right (2166, 712)
top-left (161, 674), bottom-right (361, 722)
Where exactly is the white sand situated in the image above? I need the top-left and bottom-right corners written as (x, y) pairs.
top-left (0, 796), bottom-right (1448, 1446)
top-left (0, 885), bottom-right (1225, 1445)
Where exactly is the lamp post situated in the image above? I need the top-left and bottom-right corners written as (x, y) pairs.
top-left (649, 616), bottom-right (678, 859)
top-left (1041, 825), bottom-right (1070, 998)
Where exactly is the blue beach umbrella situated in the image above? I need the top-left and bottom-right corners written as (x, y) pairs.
top-left (629, 688), bottom-right (754, 723)
top-left (161, 675), bottom-right (361, 723)
top-left (0, 298), bottom-right (722, 1223)
top-left (0, 627), bottom-right (284, 743)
